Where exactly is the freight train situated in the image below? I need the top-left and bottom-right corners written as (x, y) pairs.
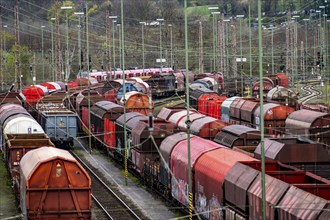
top-left (78, 99), bottom-right (330, 220)
top-left (18, 72), bottom-right (330, 219)
top-left (0, 101), bottom-right (91, 220)
top-left (188, 86), bottom-right (330, 145)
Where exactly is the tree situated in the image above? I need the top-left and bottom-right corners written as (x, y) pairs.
top-left (4, 45), bottom-right (32, 86)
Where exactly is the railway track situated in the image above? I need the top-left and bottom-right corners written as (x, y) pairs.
top-left (70, 151), bottom-right (146, 220)
top-left (298, 84), bottom-right (322, 104)
top-left (154, 95), bottom-right (185, 114)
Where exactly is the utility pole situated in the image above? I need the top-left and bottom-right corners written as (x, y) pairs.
top-left (14, 0), bottom-right (21, 91)
top-left (74, 12), bottom-right (84, 79)
top-left (218, 18), bottom-right (223, 74)
top-left (156, 18), bottom-right (164, 73)
top-left (257, 0), bottom-right (266, 218)
top-left (232, 22), bottom-right (237, 92)
top-left (303, 18), bottom-right (309, 81)
top-left (112, 19), bottom-right (117, 69)
top-left (106, 10), bottom-right (112, 80)
top-left (293, 18), bottom-right (298, 87)
top-left (118, 23), bottom-right (121, 69)
top-left (0, 4), bottom-right (2, 90)
top-left (237, 15), bottom-right (244, 96)
top-left (41, 25), bottom-right (45, 82)
top-left (56, 12), bottom-right (62, 81)
top-left (33, 52), bottom-right (36, 84)
top-left (51, 17), bottom-right (56, 81)
top-left (223, 18), bottom-right (230, 85)
top-left (86, 0), bottom-right (92, 153)
top-left (271, 26), bottom-right (274, 74)
top-left (120, 0), bottom-right (128, 185)
top-left (301, 41), bottom-right (305, 81)
top-left (249, 4), bottom-right (252, 78)
top-left (61, 6), bottom-right (73, 82)
top-left (184, 0), bottom-right (192, 219)
top-left (169, 24), bottom-right (173, 69)
top-left (198, 21), bottom-right (203, 74)
top-left (286, 12), bottom-right (293, 86)
top-left (139, 22), bottom-right (146, 71)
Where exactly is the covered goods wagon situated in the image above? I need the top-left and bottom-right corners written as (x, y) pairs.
top-left (20, 147), bottom-right (91, 220)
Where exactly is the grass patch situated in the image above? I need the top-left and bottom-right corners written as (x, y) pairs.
top-left (119, 169), bottom-right (144, 187)
top-left (0, 154), bottom-right (21, 217)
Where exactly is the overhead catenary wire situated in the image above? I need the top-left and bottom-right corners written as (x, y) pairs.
top-left (2, 0), bottom-right (328, 79)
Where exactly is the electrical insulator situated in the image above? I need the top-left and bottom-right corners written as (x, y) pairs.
top-left (148, 115), bottom-right (154, 132)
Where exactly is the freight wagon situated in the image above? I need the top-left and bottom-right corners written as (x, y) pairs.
top-left (3, 133), bottom-right (54, 194)
top-left (0, 103), bottom-right (44, 150)
top-left (36, 92), bottom-right (78, 148)
top-left (20, 147), bottom-right (91, 219)
top-left (157, 107), bottom-right (229, 139)
top-left (37, 109), bottom-right (77, 148)
top-left (224, 161), bottom-right (330, 220)
top-left (254, 137), bottom-right (330, 179)
top-left (285, 109), bottom-right (330, 145)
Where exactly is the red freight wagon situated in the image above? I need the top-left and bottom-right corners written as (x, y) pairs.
top-left (67, 81), bottom-right (78, 90)
top-left (254, 103), bottom-right (295, 135)
top-left (20, 147), bottom-right (91, 219)
top-left (207, 96), bottom-right (227, 119)
top-left (170, 136), bottom-right (221, 207)
top-left (40, 82), bottom-right (62, 92)
top-left (119, 91), bottom-right (152, 116)
top-left (225, 161), bottom-right (330, 220)
top-left (268, 72), bottom-right (289, 88)
top-left (198, 93), bottom-right (226, 119)
top-left (158, 132), bottom-right (191, 189)
top-left (23, 85), bottom-right (49, 105)
top-left (252, 77), bottom-right (274, 97)
top-left (89, 101), bottom-right (124, 155)
top-left (76, 90), bottom-right (103, 119)
top-left (194, 148), bottom-right (257, 220)
top-left (115, 112), bottom-right (148, 156)
top-left (190, 117), bottom-right (228, 139)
